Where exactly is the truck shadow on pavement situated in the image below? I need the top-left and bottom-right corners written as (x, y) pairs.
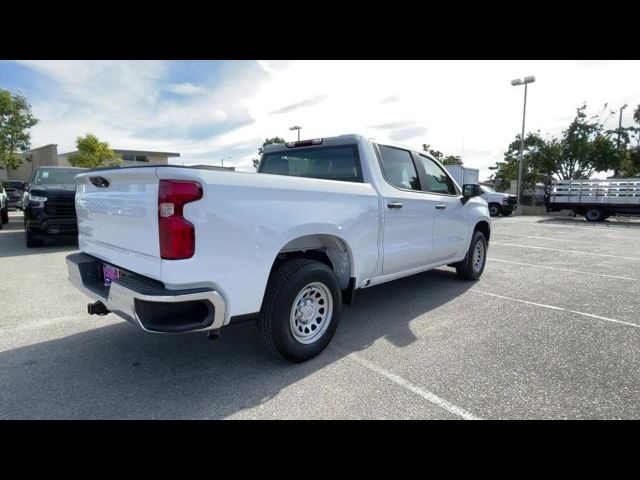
top-left (0, 216), bottom-right (78, 258)
top-left (536, 217), bottom-right (640, 228)
top-left (0, 269), bottom-right (473, 419)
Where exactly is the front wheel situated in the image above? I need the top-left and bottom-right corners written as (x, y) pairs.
top-left (488, 203), bottom-right (501, 217)
top-left (501, 209), bottom-right (513, 217)
top-left (1, 207), bottom-right (8, 224)
top-left (454, 230), bottom-right (487, 281)
top-left (258, 258), bottom-right (341, 363)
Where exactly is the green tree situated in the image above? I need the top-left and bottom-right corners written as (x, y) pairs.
top-left (0, 89), bottom-right (39, 173)
top-left (489, 132), bottom-right (557, 192)
top-left (421, 144), bottom-right (463, 165)
top-left (253, 136), bottom-right (286, 170)
top-left (490, 103), bottom-right (630, 189)
top-left (441, 155), bottom-right (463, 165)
top-left (67, 134), bottom-right (122, 168)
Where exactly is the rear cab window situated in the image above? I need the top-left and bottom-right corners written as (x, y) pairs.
top-left (259, 145), bottom-right (363, 183)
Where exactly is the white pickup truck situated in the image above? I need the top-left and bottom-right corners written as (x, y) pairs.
top-left (445, 165), bottom-right (518, 216)
top-left (66, 134), bottom-right (491, 362)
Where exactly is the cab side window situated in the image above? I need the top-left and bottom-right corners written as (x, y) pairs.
top-left (418, 155), bottom-right (458, 195)
top-left (378, 145), bottom-right (421, 191)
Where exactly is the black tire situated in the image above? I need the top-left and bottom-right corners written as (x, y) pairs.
top-left (25, 227), bottom-right (44, 248)
top-left (1, 208), bottom-right (8, 224)
top-left (454, 230), bottom-right (487, 281)
top-left (501, 209), bottom-right (513, 217)
top-left (258, 258), bottom-right (341, 363)
top-left (488, 203), bottom-right (501, 217)
top-left (585, 207), bottom-right (605, 222)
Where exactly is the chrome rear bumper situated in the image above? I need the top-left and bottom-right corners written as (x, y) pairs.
top-left (66, 252), bottom-right (226, 334)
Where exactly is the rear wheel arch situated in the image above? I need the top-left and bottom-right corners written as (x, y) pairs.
top-left (270, 234), bottom-right (355, 290)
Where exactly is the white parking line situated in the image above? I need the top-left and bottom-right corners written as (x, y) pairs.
top-left (348, 353), bottom-right (481, 420)
top-left (487, 257), bottom-right (638, 281)
top-left (497, 223), bottom-right (640, 237)
top-left (470, 290), bottom-right (640, 329)
top-left (495, 232), bottom-right (639, 248)
top-left (491, 242), bottom-right (640, 261)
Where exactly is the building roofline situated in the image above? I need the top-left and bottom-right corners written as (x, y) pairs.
top-left (60, 149), bottom-right (181, 157)
top-left (28, 144), bottom-right (58, 151)
top-left (113, 149), bottom-right (180, 157)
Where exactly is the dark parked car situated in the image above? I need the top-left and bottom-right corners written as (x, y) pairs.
top-left (0, 184), bottom-right (8, 227)
top-left (23, 166), bottom-right (87, 247)
top-left (2, 180), bottom-right (24, 210)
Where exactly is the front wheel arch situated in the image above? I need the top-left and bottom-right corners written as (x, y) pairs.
top-left (488, 203), bottom-right (501, 216)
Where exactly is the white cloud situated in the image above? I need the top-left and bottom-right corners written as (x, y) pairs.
top-left (166, 82), bottom-right (204, 96)
top-left (15, 60), bottom-right (640, 180)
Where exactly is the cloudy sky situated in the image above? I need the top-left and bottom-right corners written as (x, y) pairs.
top-left (1, 60), bottom-right (639, 180)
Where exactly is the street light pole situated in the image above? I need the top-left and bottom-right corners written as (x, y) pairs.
top-left (511, 76), bottom-right (536, 210)
top-left (289, 125), bottom-right (302, 141)
top-left (517, 82), bottom-right (528, 206)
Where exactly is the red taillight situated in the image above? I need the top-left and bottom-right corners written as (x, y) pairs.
top-left (158, 180), bottom-right (203, 260)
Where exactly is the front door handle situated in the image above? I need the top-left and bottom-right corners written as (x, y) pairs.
top-left (387, 202), bottom-right (403, 209)
top-left (435, 204), bottom-right (447, 210)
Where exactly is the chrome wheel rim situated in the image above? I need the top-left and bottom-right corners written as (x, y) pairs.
top-left (290, 282), bottom-right (333, 344)
top-left (489, 205), bottom-right (499, 216)
top-left (472, 240), bottom-right (485, 273)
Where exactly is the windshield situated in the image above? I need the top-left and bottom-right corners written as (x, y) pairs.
top-left (32, 169), bottom-right (83, 185)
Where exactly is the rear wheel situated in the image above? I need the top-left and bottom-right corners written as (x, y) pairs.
top-left (258, 258), bottom-right (341, 363)
top-left (1, 207), bottom-right (8, 224)
top-left (488, 203), bottom-right (501, 217)
top-left (585, 207), bottom-right (605, 222)
top-left (454, 230), bottom-right (487, 280)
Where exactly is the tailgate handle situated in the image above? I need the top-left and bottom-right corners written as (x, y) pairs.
top-left (89, 176), bottom-right (110, 188)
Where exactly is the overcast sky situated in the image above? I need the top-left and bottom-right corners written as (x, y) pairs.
top-left (1, 60), bottom-right (639, 180)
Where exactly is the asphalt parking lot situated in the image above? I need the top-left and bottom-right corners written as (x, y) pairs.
top-left (1, 210), bottom-right (640, 419)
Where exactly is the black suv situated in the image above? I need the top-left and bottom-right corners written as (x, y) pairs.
top-left (23, 166), bottom-right (86, 247)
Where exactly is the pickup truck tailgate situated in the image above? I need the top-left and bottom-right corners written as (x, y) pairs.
top-left (75, 168), bottom-right (161, 279)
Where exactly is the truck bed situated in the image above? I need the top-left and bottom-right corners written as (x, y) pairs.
top-left (547, 179), bottom-right (640, 206)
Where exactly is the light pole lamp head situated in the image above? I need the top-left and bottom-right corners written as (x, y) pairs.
top-left (523, 76), bottom-right (536, 84)
top-left (511, 78), bottom-right (523, 86)
top-left (289, 125), bottom-right (302, 131)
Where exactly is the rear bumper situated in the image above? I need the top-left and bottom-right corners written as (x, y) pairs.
top-left (66, 252), bottom-right (226, 334)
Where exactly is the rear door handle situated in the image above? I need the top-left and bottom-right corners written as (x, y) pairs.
top-left (387, 202), bottom-right (403, 209)
top-left (435, 204), bottom-right (447, 210)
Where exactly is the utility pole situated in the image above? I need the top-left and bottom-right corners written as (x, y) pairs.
top-left (617, 104), bottom-right (628, 151)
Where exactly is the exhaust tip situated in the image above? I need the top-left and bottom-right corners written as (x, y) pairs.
top-left (88, 301), bottom-right (110, 316)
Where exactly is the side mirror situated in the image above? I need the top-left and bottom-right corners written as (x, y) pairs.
top-left (462, 184), bottom-right (481, 198)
